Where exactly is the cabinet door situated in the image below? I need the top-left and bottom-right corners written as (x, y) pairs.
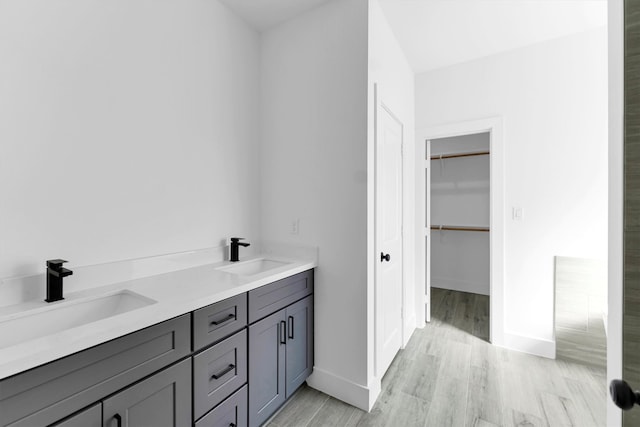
top-left (285, 295), bottom-right (313, 398)
top-left (248, 310), bottom-right (286, 427)
top-left (51, 403), bottom-right (101, 427)
top-left (102, 359), bottom-right (191, 427)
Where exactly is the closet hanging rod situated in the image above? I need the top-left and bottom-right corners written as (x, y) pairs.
top-left (430, 151), bottom-right (490, 160)
top-left (430, 225), bottom-right (490, 232)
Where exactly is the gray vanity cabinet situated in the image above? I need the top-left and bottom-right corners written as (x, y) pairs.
top-left (0, 269), bottom-right (313, 427)
top-left (102, 358), bottom-right (192, 427)
top-left (248, 296), bottom-right (314, 427)
top-left (248, 270), bottom-right (314, 427)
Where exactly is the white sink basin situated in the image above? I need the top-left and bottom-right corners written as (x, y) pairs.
top-left (217, 258), bottom-right (290, 276)
top-left (0, 290), bottom-right (156, 349)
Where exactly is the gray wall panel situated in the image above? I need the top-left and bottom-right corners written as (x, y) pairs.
top-left (625, 0), bottom-right (640, 424)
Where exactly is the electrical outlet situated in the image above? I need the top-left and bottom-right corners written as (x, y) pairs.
top-left (291, 219), bottom-right (300, 235)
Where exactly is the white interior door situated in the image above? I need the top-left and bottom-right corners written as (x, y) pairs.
top-left (375, 88), bottom-right (403, 378)
top-left (425, 140), bottom-right (431, 322)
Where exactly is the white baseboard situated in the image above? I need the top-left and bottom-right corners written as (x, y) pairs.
top-left (403, 316), bottom-right (416, 346)
top-left (502, 332), bottom-right (556, 359)
top-left (306, 367), bottom-right (381, 412)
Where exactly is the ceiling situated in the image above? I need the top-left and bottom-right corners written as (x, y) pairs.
top-left (379, 0), bottom-right (607, 73)
top-left (218, 0), bottom-right (334, 32)
top-left (220, 0), bottom-right (607, 73)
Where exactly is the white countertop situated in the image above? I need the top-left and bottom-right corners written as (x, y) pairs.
top-left (0, 255), bottom-right (316, 380)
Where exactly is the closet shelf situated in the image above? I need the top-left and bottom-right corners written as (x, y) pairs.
top-left (430, 225), bottom-right (490, 232)
top-left (430, 151), bottom-right (489, 160)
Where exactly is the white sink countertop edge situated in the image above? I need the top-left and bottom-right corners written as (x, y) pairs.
top-left (0, 255), bottom-right (316, 380)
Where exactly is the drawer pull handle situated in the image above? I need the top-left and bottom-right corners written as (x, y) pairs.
top-left (211, 364), bottom-right (235, 380)
top-left (114, 414), bottom-right (122, 427)
top-left (288, 315), bottom-right (294, 339)
top-left (210, 313), bottom-right (235, 326)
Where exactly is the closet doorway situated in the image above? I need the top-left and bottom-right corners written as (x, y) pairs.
top-left (429, 132), bottom-right (491, 340)
top-left (420, 117), bottom-right (505, 346)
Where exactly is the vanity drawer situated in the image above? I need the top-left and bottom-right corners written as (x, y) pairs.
top-left (0, 314), bottom-right (190, 427)
top-left (195, 384), bottom-right (248, 427)
top-left (193, 329), bottom-right (247, 420)
top-left (193, 293), bottom-right (247, 351)
top-left (248, 270), bottom-right (313, 323)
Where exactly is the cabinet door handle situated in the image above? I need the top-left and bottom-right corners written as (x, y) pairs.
top-left (288, 315), bottom-right (294, 339)
top-left (211, 363), bottom-right (235, 380)
top-left (381, 252), bottom-right (391, 262)
top-left (230, 423), bottom-right (236, 427)
top-left (210, 313), bottom-right (235, 326)
top-left (114, 413), bottom-right (122, 427)
top-left (280, 320), bottom-right (287, 344)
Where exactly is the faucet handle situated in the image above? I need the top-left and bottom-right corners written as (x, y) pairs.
top-left (230, 237), bottom-right (245, 243)
top-left (47, 259), bottom-right (68, 269)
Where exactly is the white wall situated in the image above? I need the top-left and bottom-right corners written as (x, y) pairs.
top-left (607, 0), bottom-right (623, 425)
top-left (260, 0), bottom-right (414, 410)
top-left (0, 1), bottom-right (261, 279)
top-left (259, 0), bottom-right (371, 410)
top-left (367, 0), bottom-right (416, 404)
top-left (416, 28), bottom-right (608, 349)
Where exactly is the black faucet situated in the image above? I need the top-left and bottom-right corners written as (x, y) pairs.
top-left (229, 238), bottom-right (250, 262)
top-left (45, 259), bottom-right (73, 303)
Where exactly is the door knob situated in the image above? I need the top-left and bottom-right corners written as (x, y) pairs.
top-left (381, 252), bottom-right (391, 262)
top-left (610, 379), bottom-right (640, 410)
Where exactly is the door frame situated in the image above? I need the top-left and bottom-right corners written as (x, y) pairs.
top-left (416, 116), bottom-right (505, 345)
top-left (607, 1), bottom-right (623, 425)
top-left (373, 84), bottom-right (405, 378)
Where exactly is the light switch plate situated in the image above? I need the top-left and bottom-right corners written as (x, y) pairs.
top-left (512, 207), bottom-right (523, 221)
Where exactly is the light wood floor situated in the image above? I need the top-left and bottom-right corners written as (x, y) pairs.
top-left (554, 257), bottom-right (607, 370)
top-left (267, 288), bottom-right (606, 427)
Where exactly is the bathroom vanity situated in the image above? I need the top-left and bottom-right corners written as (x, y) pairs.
top-left (0, 258), bottom-right (315, 427)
